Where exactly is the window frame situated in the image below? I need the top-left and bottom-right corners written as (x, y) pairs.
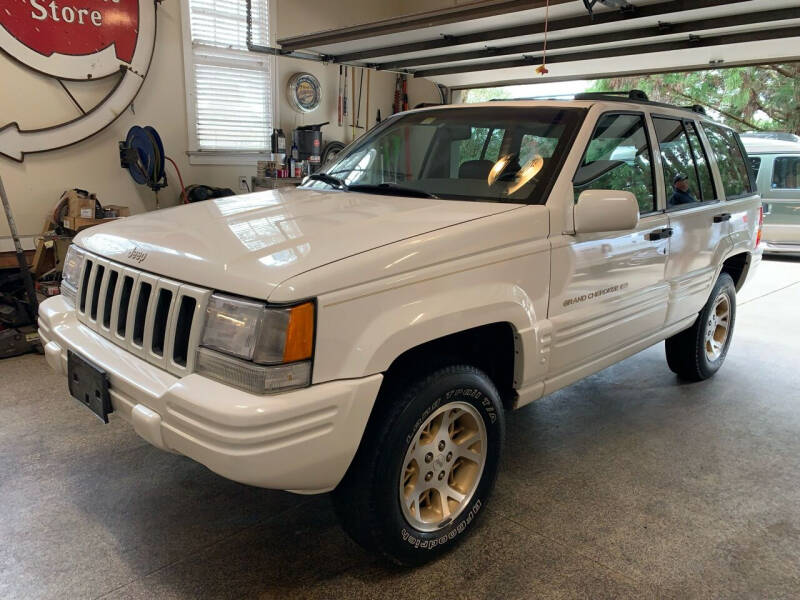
top-left (318, 106), bottom-right (587, 205)
top-left (699, 122), bottom-right (757, 201)
top-left (180, 0), bottom-right (278, 166)
top-left (771, 155), bottom-right (800, 191)
top-left (650, 113), bottom-right (721, 212)
top-left (572, 110), bottom-right (659, 216)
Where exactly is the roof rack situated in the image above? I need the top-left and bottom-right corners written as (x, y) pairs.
top-left (483, 90), bottom-right (710, 118)
top-left (682, 104), bottom-right (707, 115)
top-left (574, 89), bottom-right (649, 101)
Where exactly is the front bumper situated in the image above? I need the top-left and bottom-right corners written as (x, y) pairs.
top-left (38, 296), bottom-right (381, 493)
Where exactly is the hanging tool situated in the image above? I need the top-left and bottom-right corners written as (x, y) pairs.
top-left (365, 69), bottom-right (371, 132)
top-left (356, 67), bottom-right (364, 130)
top-left (0, 175), bottom-right (38, 322)
top-left (351, 65), bottom-right (356, 141)
top-left (337, 65), bottom-right (343, 127)
top-left (342, 67), bottom-right (350, 122)
top-left (402, 75), bottom-right (409, 112)
top-left (393, 74), bottom-right (402, 114)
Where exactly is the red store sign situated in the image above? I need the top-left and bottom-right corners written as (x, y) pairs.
top-left (0, 0), bottom-right (157, 161)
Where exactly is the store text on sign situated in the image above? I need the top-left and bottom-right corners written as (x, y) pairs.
top-left (30, 1), bottom-right (105, 27)
top-left (0, 0), bottom-right (138, 63)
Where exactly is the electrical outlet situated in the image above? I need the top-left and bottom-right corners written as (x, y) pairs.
top-left (238, 176), bottom-right (249, 191)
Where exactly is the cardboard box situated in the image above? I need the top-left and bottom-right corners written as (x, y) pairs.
top-left (62, 216), bottom-right (117, 232)
top-left (103, 204), bottom-right (130, 217)
top-left (66, 194), bottom-right (97, 219)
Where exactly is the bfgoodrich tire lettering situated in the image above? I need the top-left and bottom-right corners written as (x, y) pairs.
top-left (332, 364), bottom-right (505, 566)
top-left (665, 273), bottom-right (737, 381)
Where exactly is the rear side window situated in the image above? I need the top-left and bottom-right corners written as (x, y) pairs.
top-left (454, 127), bottom-right (491, 165)
top-left (749, 156), bottom-right (762, 179)
top-left (685, 122), bottom-right (716, 202)
top-left (449, 127), bottom-right (505, 178)
top-left (573, 113), bottom-right (655, 214)
top-left (702, 124), bottom-right (754, 198)
top-left (653, 117), bottom-right (706, 208)
top-left (772, 156), bottom-right (800, 189)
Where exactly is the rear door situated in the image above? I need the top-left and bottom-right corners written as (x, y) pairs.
top-left (548, 112), bottom-right (669, 378)
top-left (761, 154), bottom-right (800, 248)
top-left (653, 116), bottom-right (731, 325)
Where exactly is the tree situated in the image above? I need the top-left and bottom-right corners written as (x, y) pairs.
top-left (589, 64), bottom-right (800, 134)
top-left (462, 87), bottom-right (510, 103)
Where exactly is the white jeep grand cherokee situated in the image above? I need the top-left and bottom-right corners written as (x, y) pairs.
top-left (39, 94), bottom-right (763, 565)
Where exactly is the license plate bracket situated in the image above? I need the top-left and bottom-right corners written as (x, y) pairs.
top-left (68, 351), bottom-right (113, 423)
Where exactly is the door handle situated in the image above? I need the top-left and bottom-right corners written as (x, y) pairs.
top-left (713, 213), bottom-right (732, 223)
top-left (646, 227), bottom-right (673, 241)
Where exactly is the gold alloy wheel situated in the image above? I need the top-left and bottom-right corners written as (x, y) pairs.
top-left (399, 401), bottom-right (487, 532)
top-left (705, 291), bottom-right (731, 362)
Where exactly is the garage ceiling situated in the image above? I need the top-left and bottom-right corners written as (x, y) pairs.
top-left (276, 0), bottom-right (800, 89)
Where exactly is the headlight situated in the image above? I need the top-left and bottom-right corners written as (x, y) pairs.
top-left (197, 293), bottom-right (315, 393)
top-left (61, 245), bottom-right (85, 306)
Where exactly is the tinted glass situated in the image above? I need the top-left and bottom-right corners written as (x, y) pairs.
top-left (451, 127), bottom-right (505, 177)
top-left (309, 107), bottom-right (585, 204)
top-left (454, 127), bottom-right (491, 165)
top-left (653, 117), bottom-right (702, 208)
top-left (520, 134), bottom-right (558, 164)
top-left (772, 156), bottom-right (800, 189)
top-left (703, 124), bottom-right (753, 198)
top-left (573, 113), bottom-right (655, 213)
top-left (685, 122), bottom-right (716, 201)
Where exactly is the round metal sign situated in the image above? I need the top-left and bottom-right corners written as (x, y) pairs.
top-left (287, 72), bottom-right (322, 113)
top-left (0, 0), bottom-right (157, 162)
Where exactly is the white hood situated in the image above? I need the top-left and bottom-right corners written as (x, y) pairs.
top-left (76, 187), bottom-right (522, 299)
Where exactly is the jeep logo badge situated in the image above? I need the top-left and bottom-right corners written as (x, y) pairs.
top-left (127, 247), bottom-right (147, 263)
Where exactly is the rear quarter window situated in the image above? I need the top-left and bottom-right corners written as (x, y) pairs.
top-left (703, 124), bottom-right (754, 199)
top-left (771, 156), bottom-right (800, 189)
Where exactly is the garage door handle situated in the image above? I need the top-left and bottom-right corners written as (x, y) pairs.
top-left (713, 213), bottom-right (732, 223)
top-left (646, 227), bottom-right (673, 241)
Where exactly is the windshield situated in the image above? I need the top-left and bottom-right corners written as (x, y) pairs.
top-left (303, 107), bottom-right (585, 203)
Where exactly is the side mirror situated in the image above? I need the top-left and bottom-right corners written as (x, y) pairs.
top-left (574, 189), bottom-right (640, 234)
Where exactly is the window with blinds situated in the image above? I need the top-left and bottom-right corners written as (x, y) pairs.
top-left (185, 0), bottom-right (272, 153)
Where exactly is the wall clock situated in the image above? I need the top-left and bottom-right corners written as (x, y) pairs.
top-left (287, 72), bottom-right (322, 113)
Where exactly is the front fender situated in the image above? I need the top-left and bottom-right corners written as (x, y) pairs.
top-left (362, 283), bottom-right (535, 375)
top-left (311, 262), bottom-right (548, 386)
top-left (271, 205), bottom-right (553, 388)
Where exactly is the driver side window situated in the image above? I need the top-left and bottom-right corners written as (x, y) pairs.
top-left (574, 113), bottom-right (656, 214)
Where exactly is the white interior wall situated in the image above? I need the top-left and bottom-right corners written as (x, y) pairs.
top-left (0, 0), bottom-right (439, 251)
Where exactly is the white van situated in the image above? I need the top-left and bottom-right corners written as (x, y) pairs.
top-left (742, 136), bottom-right (800, 253)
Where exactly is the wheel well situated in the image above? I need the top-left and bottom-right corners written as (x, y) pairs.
top-left (381, 322), bottom-right (518, 409)
top-left (721, 252), bottom-right (749, 290)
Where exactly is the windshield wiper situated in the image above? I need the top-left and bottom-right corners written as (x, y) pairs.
top-left (305, 172), bottom-right (349, 190)
top-left (348, 183), bottom-right (439, 199)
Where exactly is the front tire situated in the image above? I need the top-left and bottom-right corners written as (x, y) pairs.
top-left (332, 364), bottom-right (505, 566)
top-left (665, 273), bottom-right (736, 381)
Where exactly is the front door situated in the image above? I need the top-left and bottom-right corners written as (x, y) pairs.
top-left (548, 112), bottom-right (669, 380)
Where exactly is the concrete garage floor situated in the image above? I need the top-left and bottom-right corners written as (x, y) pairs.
top-left (2, 257), bottom-right (800, 600)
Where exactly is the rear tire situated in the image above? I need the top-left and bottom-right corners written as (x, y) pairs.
top-left (665, 273), bottom-right (736, 381)
top-left (332, 364), bottom-right (504, 566)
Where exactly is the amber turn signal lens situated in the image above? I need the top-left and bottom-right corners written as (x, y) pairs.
top-left (283, 302), bottom-right (315, 362)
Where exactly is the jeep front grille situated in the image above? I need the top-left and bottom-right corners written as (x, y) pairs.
top-left (75, 253), bottom-right (210, 376)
